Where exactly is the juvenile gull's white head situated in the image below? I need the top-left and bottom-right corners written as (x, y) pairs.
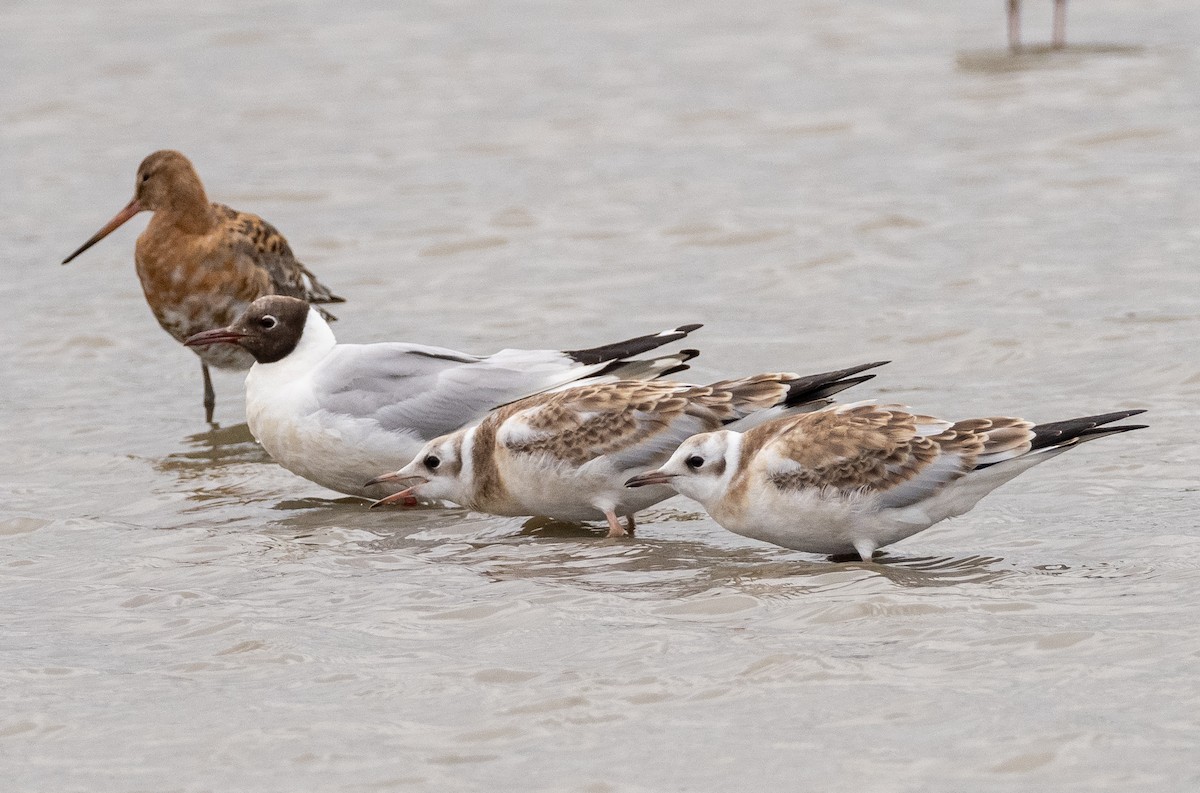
top-left (626, 430), bottom-right (741, 507)
top-left (367, 431), bottom-right (472, 507)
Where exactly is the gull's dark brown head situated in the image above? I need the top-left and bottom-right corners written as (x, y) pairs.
top-left (184, 295), bottom-right (311, 364)
top-left (62, 149), bottom-right (211, 264)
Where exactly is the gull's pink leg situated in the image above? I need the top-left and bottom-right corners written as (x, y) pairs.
top-left (605, 510), bottom-right (627, 538)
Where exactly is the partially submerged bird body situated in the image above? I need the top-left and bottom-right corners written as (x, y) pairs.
top-left (64, 150), bottom-right (343, 419)
top-left (186, 295), bottom-right (703, 498)
top-left (631, 402), bottom-right (1146, 559)
top-left (372, 363), bottom-right (886, 535)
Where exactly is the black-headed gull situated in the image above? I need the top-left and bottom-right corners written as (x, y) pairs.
top-left (626, 403), bottom-right (1146, 560)
top-left (365, 362), bottom-right (886, 535)
top-left (184, 295), bottom-right (700, 498)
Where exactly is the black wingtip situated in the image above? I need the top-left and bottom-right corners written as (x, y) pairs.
top-left (810, 360), bottom-right (890, 381)
top-left (1031, 410), bottom-right (1149, 450)
top-left (1107, 424), bottom-right (1149, 433)
top-left (781, 362), bottom-right (887, 407)
top-left (565, 323), bottom-right (704, 366)
top-left (659, 363), bottom-right (692, 379)
top-left (644, 348), bottom-right (702, 380)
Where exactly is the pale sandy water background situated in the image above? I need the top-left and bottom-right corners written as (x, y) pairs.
top-left (2, 1), bottom-right (1199, 790)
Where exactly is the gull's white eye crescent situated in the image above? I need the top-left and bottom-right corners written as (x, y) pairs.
top-left (259, 315), bottom-right (278, 330)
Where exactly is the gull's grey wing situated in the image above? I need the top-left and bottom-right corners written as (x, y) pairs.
top-left (311, 342), bottom-right (592, 441)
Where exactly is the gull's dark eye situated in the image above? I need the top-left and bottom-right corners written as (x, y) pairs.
top-left (686, 455), bottom-right (704, 470)
top-left (141, 172), bottom-right (151, 183)
top-left (259, 315), bottom-right (278, 330)
top-left (424, 455), bottom-right (441, 470)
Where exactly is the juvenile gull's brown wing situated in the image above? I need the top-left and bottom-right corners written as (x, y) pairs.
top-left (743, 404), bottom-right (977, 508)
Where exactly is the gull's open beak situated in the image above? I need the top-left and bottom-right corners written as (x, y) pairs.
top-left (624, 470), bottom-right (677, 488)
top-left (362, 471), bottom-right (425, 489)
top-left (184, 327), bottom-right (248, 347)
top-left (62, 197), bottom-right (144, 264)
top-left (369, 480), bottom-right (427, 509)
top-left (364, 471), bottom-right (428, 509)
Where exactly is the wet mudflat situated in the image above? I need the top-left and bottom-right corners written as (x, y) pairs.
top-left (1, 1), bottom-right (1198, 790)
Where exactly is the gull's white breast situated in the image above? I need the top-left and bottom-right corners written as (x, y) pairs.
top-left (244, 314), bottom-right (426, 498)
top-left (708, 477), bottom-right (940, 556)
top-left (247, 379), bottom-right (426, 498)
top-left (489, 450), bottom-right (676, 522)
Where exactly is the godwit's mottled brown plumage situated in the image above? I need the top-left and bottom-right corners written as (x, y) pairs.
top-left (62, 150), bottom-right (344, 422)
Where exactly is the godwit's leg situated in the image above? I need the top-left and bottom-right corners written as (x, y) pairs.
top-left (625, 513), bottom-right (637, 536)
top-left (604, 509), bottom-right (627, 538)
top-left (202, 362), bottom-right (216, 423)
top-left (1006, 0), bottom-right (1021, 51)
top-left (1051, 0), bottom-right (1067, 48)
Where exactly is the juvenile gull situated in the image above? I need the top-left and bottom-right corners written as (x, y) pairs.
top-left (63, 150), bottom-right (344, 422)
top-left (366, 363), bottom-right (886, 535)
top-left (185, 296), bottom-right (702, 498)
top-left (626, 402), bottom-right (1146, 560)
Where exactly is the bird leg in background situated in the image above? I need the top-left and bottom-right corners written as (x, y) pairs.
top-left (1007, 0), bottom-right (1021, 51)
top-left (625, 513), bottom-right (637, 536)
top-left (604, 510), bottom-right (628, 538)
top-left (202, 362), bottom-right (216, 423)
top-left (1052, 0), bottom-right (1067, 48)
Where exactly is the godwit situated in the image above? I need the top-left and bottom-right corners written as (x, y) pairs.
top-left (1007, 0), bottom-right (1068, 51)
top-left (63, 150), bottom-right (344, 422)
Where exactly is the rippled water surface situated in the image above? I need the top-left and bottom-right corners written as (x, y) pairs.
top-left (3, 1), bottom-right (1199, 790)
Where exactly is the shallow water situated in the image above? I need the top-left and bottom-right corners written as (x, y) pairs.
top-left (2, 1), bottom-right (1199, 790)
